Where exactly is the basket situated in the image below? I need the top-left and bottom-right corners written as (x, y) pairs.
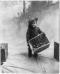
top-left (28, 33), bottom-right (50, 53)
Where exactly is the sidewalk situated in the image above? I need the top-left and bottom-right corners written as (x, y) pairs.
top-left (2, 52), bottom-right (59, 73)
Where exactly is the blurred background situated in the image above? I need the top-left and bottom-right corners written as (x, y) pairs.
top-left (0, 0), bottom-right (59, 73)
top-left (0, 0), bottom-right (59, 56)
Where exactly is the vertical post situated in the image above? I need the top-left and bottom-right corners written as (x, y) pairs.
top-left (0, 43), bottom-right (8, 65)
top-left (54, 42), bottom-right (59, 61)
top-left (23, 0), bottom-right (25, 15)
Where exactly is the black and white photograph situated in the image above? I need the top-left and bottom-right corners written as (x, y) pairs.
top-left (0, 0), bottom-right (59, 73)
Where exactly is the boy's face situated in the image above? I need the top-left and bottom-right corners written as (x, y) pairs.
top-left (29, 19), bottom-right (37, 28)
top-left (33, 20), bottom-right (37, 27)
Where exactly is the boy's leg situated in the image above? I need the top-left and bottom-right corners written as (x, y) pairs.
top-left (34, 52), bottom-right (38, 57)
top-left (28, 44), bottom-right (32, 57)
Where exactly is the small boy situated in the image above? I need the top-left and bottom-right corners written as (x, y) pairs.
top-left (26, 18), bottom-right (50, 57)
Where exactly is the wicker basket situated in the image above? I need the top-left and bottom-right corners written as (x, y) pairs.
top-left (28, 33), bottom-right (50, 53)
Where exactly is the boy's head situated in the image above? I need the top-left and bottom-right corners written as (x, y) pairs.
top-left (28, 17), bottom-right (38, 25)
top-left (34, 18), bottom-right (38, 24)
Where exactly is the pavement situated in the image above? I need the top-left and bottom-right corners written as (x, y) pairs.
top-left (2, 51), bottom-right (59, 73)
top-left (2, 41), bottom-right (59, 73)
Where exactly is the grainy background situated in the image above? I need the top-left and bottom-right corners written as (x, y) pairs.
top-left (0, 0), bottom-right (59, 73)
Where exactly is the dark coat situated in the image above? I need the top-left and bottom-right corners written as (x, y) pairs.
top-left (26, 20), bottom-right (50, 53)
top-left (26, 20), bottom-right (42, 42)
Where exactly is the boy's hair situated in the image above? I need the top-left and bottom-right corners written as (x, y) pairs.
top-left (28, 18), bottom-right (38, 25)
top-left (34, 18), bottom-right (38, 22)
